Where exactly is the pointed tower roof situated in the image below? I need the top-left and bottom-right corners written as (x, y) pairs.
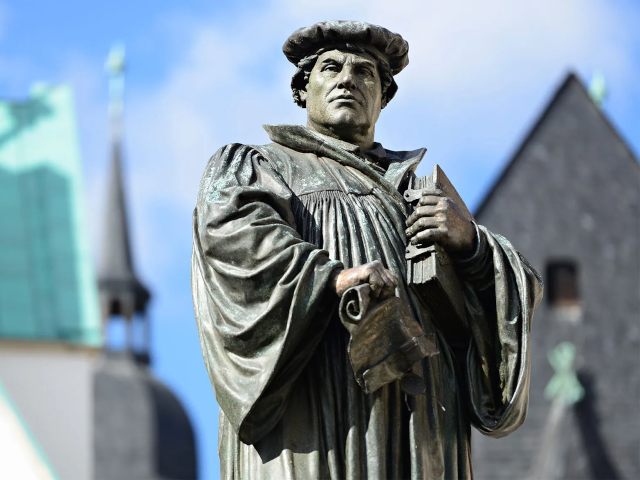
top-left (92, 49), bottom-right (196, 480)
top-left (98, 44), bottom-right (150, 321)
top-left (97, 141), bottom-right (150, 320)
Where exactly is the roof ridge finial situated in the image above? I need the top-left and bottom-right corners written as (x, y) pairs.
top-left (106, 43), bottom-right (126, 141)
top-left (99, 43), bottom-right (151, 362)
top-left (588, 70), bottom-right (607, 108)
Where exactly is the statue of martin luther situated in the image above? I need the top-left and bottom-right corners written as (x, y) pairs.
top-left (192, 20), bottom-right (543, 480)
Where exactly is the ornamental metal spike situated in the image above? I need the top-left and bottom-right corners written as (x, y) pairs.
top-left (588, 71), bottom-right (607, 108)
top-left (105, 43), bottom-right (126, 139)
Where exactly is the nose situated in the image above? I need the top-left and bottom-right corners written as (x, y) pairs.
top-left (336, 65), bottom-right (356, 90)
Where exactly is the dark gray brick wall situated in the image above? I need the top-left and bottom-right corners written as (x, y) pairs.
top-left (472, 74), bottom-right (640, 480)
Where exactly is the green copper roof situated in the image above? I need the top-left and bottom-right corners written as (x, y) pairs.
top-left (0, 84), bottom-right (101, 346)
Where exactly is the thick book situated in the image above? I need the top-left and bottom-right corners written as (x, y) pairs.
top-left (404, 164), bottom-right (474, 344)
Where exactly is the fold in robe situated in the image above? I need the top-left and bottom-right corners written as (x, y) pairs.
top-left (192, 125), bottom-right (543, 479)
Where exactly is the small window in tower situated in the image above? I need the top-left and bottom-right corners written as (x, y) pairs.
top-left (546, 261), bottom-right (580, 307)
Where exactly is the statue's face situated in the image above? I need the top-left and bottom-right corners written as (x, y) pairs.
top-left (304, 49), bottom-right (382, 135)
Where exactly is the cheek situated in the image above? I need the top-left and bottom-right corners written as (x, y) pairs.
top-left (364, 83), bottom-right (382, 110)
top-left (304, 78), bottom-right (320, 109)
top-left (306, 81), bottom-right (326, 109)
top-left (308, 73), bottom-right (330, 95)
top-left (307, 77), bottom-right (319, 95)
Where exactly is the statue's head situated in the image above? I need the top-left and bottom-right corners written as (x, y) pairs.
top-left (283, 21), bottom-right (409, 140)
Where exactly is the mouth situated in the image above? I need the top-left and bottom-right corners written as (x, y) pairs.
top-left (330, 92), bottom-right (361, 106)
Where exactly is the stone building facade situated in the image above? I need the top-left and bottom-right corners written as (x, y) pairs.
top-left (472, 73), bottom-right (639, 480)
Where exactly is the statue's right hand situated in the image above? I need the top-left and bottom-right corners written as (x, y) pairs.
top-left (332, 260), bottom-right (399, 301)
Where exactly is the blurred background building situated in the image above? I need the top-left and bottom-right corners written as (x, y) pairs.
top-left (0, 84), bottom-right (101, 480)
top-left (472, 73), bottom-right (640, 480)
top-left (0, 3), bottom-right (638, 478)
top-left (3, 69), bottom-right (635, 480)
top-left (94, 45), bottom-right (197, 480)
top-left (0, 380), bottom-right (57, 480)
top-left (0, 48), bottom-right (197, 479)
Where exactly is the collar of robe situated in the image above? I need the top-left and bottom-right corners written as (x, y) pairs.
top-left (263, 124), bottom-right (426, 210)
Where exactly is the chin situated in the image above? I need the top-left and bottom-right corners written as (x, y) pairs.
top-left (327, 109), bottom-right (365, 129)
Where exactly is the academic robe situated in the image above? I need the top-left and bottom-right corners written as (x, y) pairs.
top-left (191, 124), bottom-right (543, 479)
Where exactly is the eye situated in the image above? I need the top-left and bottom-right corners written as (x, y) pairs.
top-left (357, 67), bottom-right (374, 78)
top-left (322, 64), bottom-right (339, 72)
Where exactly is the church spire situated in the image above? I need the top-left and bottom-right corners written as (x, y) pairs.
top-left (98, 44), bottom-right (150, 360)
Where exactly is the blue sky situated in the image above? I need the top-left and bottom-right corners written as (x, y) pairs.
top-left (1, 1), bottom-right (638, 479)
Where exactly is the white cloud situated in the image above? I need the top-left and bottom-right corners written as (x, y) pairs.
top-left (125, 0), bottom-right (638, 202)
top-left (51, 8), bottom-right (638, 480)
top-left (68, 0), bottom-right (639, 287)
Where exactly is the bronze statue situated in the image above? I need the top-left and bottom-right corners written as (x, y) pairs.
top-left (192, 20), bottom-right (543, 479)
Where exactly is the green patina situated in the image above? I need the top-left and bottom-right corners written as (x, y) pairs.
top-left (0, 84), bottom-right (100, 346)
top-left (544, 342), bottom-right (584, 406)
top-left (588, 71), bottom-right (607, 108)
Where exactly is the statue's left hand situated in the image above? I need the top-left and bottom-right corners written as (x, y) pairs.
top-left (405, 189), bottom-right (476, 254)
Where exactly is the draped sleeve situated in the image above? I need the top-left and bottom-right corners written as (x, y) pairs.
top-left (191, 143), bottom-right (343, 444)
top-left (454, 225), bottom-right (544, 437)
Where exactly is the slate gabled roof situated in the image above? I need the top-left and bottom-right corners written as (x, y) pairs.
top-left (471, 72), bottom-right (640, 480)
top-left (475, 72), bottom-right (639, 219)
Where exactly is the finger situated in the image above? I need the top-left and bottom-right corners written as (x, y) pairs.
top-left (379, 274), bottom-right (397, 300)
top-left (364, 260), bottom-right (383, 273)
top-left (358, 261), bottom-right (381, 285)
top-left (367, 271), bottom-right (384, 300)
top-left (417, 195), bottom-right (443, 207)
top-left (380, 266), bottom-right (401, 299)
top-left (379, 268), bottom-right (397, 290)
top-left (406, 205), bottom-right (441, 227)
top-left (421, 189), bottom-right (444, 197)
top-left (371, 263), bottom-right (392, 294)
top-left (410, 227), bottom-right (448, 245)
top-left (406, 216), bottom-right (441, 238)
top-left (369, 260), bottom-right (389, 277)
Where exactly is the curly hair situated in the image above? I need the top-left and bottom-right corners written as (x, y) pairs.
top-left (290, 43), bottom-right (398, 109)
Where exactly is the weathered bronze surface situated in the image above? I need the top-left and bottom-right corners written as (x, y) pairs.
top-left (192, 20), bottom-right (543, 479)
top-left (338, 284), bottom-right (439, 395)
top-left (405, 164), bottom-right (474, 344)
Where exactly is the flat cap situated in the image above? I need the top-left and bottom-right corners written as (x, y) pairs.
top-left (283, 21), bottom-right (409, 75)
